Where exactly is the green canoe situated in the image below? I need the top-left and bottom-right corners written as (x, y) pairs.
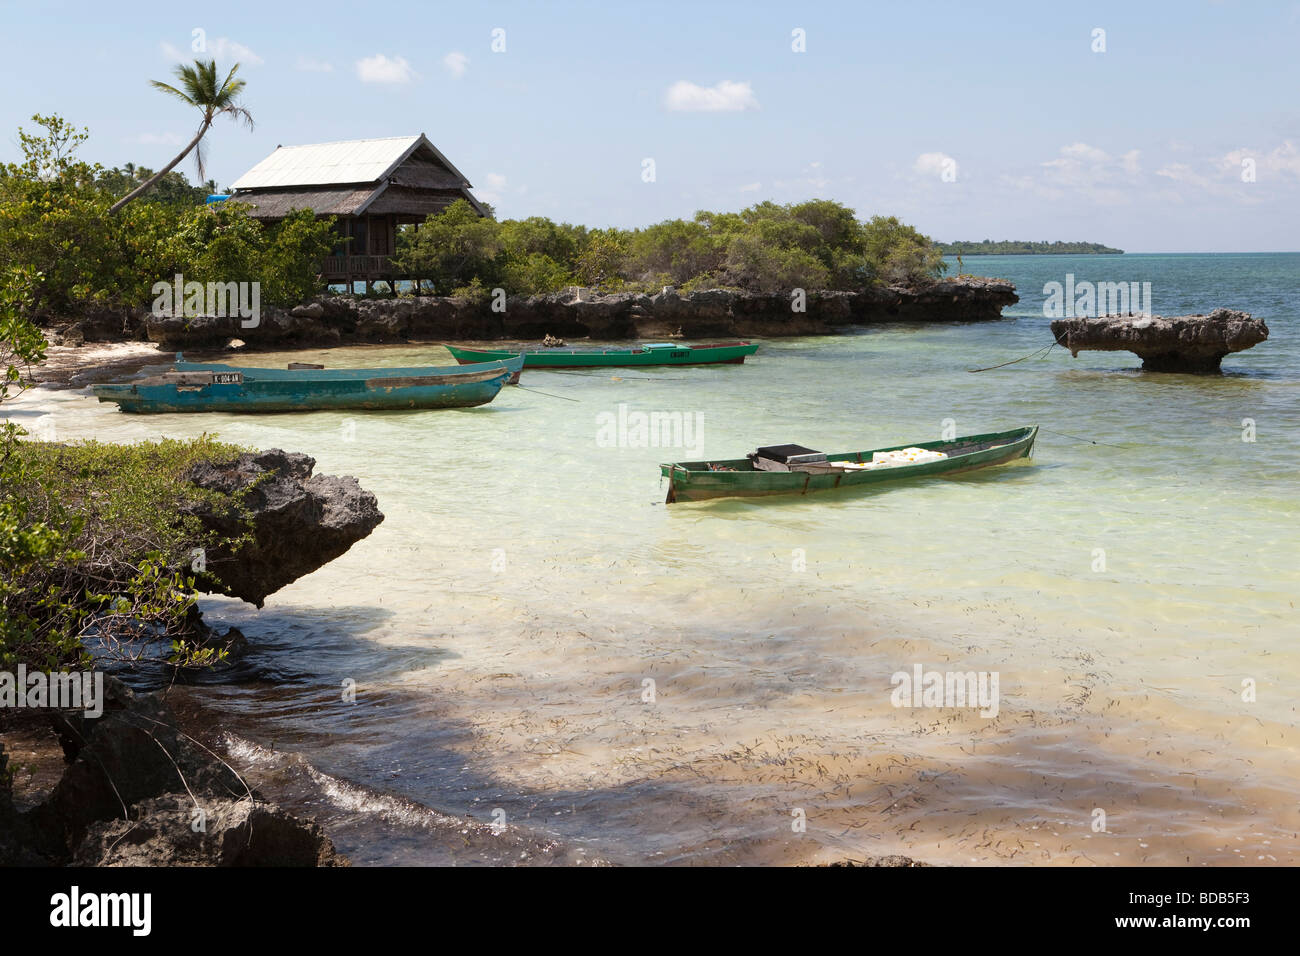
top-left (660, 426), bottom-right (1038, 503)
top-left (445, 341), bottom-right (758, 369)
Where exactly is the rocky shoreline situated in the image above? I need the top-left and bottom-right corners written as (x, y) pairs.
top-left (1, 447), bottom-right (384, 866)
top-left (0, 679), bottom-right (348, 866)
top-left (46, 278), bottom-right (1019, 351)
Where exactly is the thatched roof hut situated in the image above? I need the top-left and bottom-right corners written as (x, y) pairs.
top-left (230, 135), bottom-right (486, 287)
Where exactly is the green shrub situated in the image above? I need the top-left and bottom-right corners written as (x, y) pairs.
top-left (0, 437), bottom-right (256, 670)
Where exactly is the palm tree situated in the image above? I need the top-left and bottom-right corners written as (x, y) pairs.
top-left (109, 59), bottom-right (253, 213)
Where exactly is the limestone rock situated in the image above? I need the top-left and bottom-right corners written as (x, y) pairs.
top-left (1051, 308), bottom-right (1268, 373)
top-left (183, 449), bottom-right (384, 607)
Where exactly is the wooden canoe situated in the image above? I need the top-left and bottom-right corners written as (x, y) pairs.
top-left (445, 341), bottom-right (758, 369)
top-left (166, 354), bottom-right (525, 384)
top-left (90, 357), bottom-right (520, 413)
top-left (659, 427), bottom-right (1038, 503)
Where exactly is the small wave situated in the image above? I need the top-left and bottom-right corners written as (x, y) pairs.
top-left (218, 733), bottom-right (586, 859)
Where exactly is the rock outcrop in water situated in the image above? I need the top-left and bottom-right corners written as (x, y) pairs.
top-left (135, 279), bottom-right (1019, 349)
top-left (184, 449), bottom-right (384, 607)
top-left (1050, 308), bottom-right (1269, 373)
top-left (2, 679), bottom-right (347, 866)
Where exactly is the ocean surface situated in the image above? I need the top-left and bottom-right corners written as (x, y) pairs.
top-left (9, 252), bottom-right (1299, 865)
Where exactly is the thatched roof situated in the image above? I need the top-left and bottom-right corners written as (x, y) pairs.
top-left (232, 186), bottom-right (378, 218)
top-left (229, 134), bottom-right (485, 219)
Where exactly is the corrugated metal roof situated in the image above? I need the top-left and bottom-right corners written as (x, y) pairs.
top-left (230, 135), bottom-right (425, 189)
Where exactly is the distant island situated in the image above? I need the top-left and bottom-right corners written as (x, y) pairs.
top-left (939, 240), bottom-right (1124, 255)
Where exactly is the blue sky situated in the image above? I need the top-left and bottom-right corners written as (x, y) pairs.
top-left (1, 0), bottom-right (1297, 251)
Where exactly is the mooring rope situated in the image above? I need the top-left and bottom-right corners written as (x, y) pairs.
top-left (513, 383), bottom-right (581, 402)
top-left (968, 334), bottom-right (1069, 373)
top-left (1038, 427), bottom-right (1128, 449)
top-left (537, 368), bottom-right (693, 382)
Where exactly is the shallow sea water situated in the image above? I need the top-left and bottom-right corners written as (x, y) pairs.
top-left (8, 252), bottom-right (1298, 865)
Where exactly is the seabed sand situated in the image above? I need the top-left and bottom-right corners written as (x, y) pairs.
top-left (12, 306), bottom-right (1298, 866)
top-left (32, 340), bottom-right (164, 387)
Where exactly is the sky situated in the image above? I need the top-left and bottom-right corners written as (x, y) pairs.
top-left (1, 0), bottom-right (1298, 252)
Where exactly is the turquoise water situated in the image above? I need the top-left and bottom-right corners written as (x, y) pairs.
top-left (10, 252), bottom-right (1299, 865)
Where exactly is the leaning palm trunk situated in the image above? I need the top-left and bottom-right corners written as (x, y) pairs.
top-left (107, 59), bottom-right (252, 213)
top-left (108, 123), bottom-right (210, 213)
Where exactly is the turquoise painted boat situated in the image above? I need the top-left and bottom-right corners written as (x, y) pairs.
top-left (165, 354), bottom-right (524, 384)
top-left (446, 341), bottom-right (758, 369)
top-left (90, 356), bottom-right (522, 414)
top-left (660, 427), bottom-right (1038, 503)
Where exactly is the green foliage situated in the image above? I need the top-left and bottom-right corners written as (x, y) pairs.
top-left (0, 267), bottom-right (46, 407)
top-left (0, 437), bottom-right (254, 670)
top-left (0, 114), bottom-right (335, 317)
top-left (98, 165), bottom-right (207, 206)
top-left (2, 265), bottom-right (248, 671)
top-left (861, 216), bottom-right (948, 285)
top-left (395, 197), bottom-right (948, 297)
top-left (937, 239), bottom-right (1125, 255)
top-left (625, 218), bottom-right (721, 286)
top-left (260, 209), bottom-right (339, 305)
top-left (498, 252), bottom-right (573, 294)
top-left (573, 229), bottom-right (627, 288)
top-left (168, 199), bottom-right (265, 287)
top-left (391, 199), bottom-right (504, 293)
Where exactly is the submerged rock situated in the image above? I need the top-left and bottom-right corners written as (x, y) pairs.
top-left (1051, 308), bottom-right (1268, 373)
top-left (821, 854), bottom-right (931, 867)
top-left (184, 449), bottom-right (384, 607)
top-left (12, 678), bottom-right (348, 866)
top-left (73, 794), bottom-right (348, 866)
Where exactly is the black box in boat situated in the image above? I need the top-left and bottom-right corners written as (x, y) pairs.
top-left (749, 444), bottom-right (829, 472)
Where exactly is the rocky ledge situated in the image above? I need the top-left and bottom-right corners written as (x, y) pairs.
top-left (185, 449), bottom-right (384, 607)
top-left (1, 679), bottom-right (347, 866)
top-left (1051, 308), bottom-right (1269, 373)
top-left (52, 279), bottom-right (1018, 349)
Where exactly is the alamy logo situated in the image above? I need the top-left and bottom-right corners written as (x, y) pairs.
top-left (596, 403), bottom-right (704, 455)
top-left (50, 886), bottom-right (151, 936)
top-left (0, 666), bottom-right (103, 717)
top-left (890, 664), bottom-right (1000, 718)
top-left (152, 273), bottom-right (260, 328)
top-left (1043, 274), bottom-right (1151, 318)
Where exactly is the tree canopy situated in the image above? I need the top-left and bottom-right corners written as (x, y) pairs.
top-left (394, 198), bottom-right (948, 296)
top-left (0, 114), bottom-right (335, 319)
top-left (937, 239), bottom-right (1123, 255)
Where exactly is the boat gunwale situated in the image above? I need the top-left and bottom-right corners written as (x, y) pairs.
top-left (161, 357), bottom-right (522, 382)
top-left (445, 342), bottom-right (758, 361)
top-left (659, 426), bottom-right (1037, 474)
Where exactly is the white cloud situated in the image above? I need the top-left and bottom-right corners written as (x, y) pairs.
top-left (356, 54), bottom-right (416, 85)
top-left (478, 172), bottom-right (507, 204)
top-left (210, 38), bottom-right (262, 65)
top-left (295, 56), bottom-right (334, 73)
top-left (914, 152), bottom-right (957, 178)
top-left (1040, 143), bottom-right (1140, 193)
top-left (1059, 142), bottom-right (1110, 163)
top-left (1220, 141), bottom-right (1300, 180)
top-left (1156, 163), bottom-right (1210, 188)
top-left (738, 181), bottom-right (761, 192)
top-left (663, 80), bottom-right (758, 112)
top-left (442, 51), bottom-right (469, 78)
top-left (161, 38), bottom-right (262, 66)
